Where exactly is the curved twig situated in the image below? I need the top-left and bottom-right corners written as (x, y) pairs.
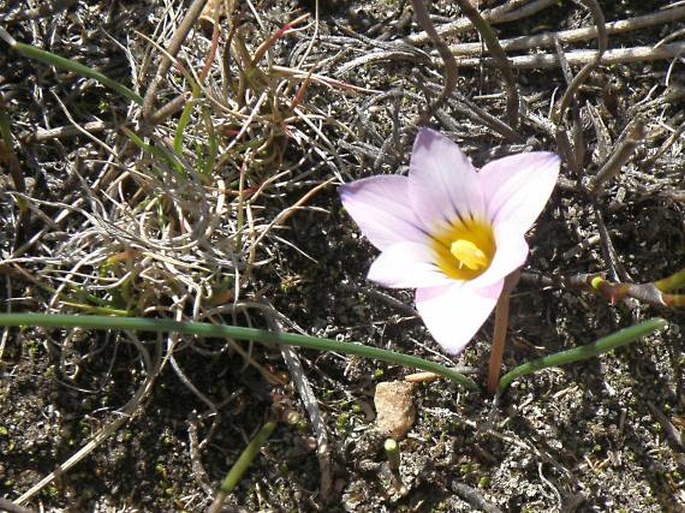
top-left (410, 0), bottom-right (459, 126)
top-left (141, 0), bottom-right (209, 119)
top-left (452, 0), bottom-right (520, 127)
top-left (553, 0), bottom-right (608, 123)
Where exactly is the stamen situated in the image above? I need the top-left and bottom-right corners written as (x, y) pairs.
top-left (450, 239), bottom-right (488, 270)
top-left (431, 218), bottom-right (496, 281)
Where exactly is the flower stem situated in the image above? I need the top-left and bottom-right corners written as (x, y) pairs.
top-left (487, 270), bottom-right (521, 394)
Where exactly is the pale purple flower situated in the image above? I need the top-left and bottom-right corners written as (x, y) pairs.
top-left (339, 128), bottom-right (560, 355)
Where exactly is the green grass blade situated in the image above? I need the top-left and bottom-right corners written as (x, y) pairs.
top-left (207, 419), bottom-right (278, 513)
top-left (0, 313), bottom-right (478, 389)
top-left (220, 420), bottom-right (277, 494)
top-left (173, 96), bottom-right (195, 156)
top-left (7, 38), bottom-right (143, 106)
top-left (202, 108), bottom-right (218, 175)
top-left (498, 318), bottom-right (668, 393)
top-left (121, 127), bottom-right (186, 175)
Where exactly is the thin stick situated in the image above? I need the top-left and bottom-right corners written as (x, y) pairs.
top-left (589, 119), bottom-right (646, 193)
top-left (451, 42), bottom-right (685, 69)
top-left (453, 0), bottom-right (519, 127)
top-left (141, 0), bottom-right (209, 119)
top-left (447, 6), bottom-right (685, 56)
top-left (410, 0), bottom-right (459, 126)
top-left (593, 201), bottom-right (630, 282)
top-left (452, 482), bottom-right (504, 513)
top-left (28, 120), bottom-right (110, 142)
top-left (267, 304), bottom-right (333, 500)
top-left (520, 270), bottom-right (685, 308)
top-left (487, 270), bottom-right (521, 395)
top-left (554, 0), bottom-right (608, 123)
top-left (406, 0), bottom-right (556, 46)
top-left (0, 498), bottom-right (36, 513)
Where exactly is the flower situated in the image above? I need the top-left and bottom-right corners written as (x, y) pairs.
top-left (339, 128), bottom-right (560, 355)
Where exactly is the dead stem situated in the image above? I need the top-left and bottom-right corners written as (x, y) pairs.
top-left (0, 498), bottom-right (36, 513)
top-left (519, 271), bottom-right (682, 308)
top-left (448, 6), bottom-right (685, 57)
top-left (453, 0), bottom-right (519, 127)
top-left (141, 0), bottom-right (209, 119)
top-left (406, 0), bottom-right (556, 46)
top-left (553, 0), bottom-right (607, 124)
top-left (452, 482), bottom-right (505, 513)
top-left (592, 200), bottom-right (631, 282)
top-left (589, 119), bottom-right (647, 193)
top-left (262, 300), bottom-right (333, 500)
top-left (452, 42), bottom-right (685, 69)
top-left (28, 120), bottom-right (110, 142)
top-left (409, 0), bottom-right (458, 126)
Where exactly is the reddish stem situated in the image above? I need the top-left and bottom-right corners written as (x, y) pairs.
top-left (487, 269), bottom-right (521, 394)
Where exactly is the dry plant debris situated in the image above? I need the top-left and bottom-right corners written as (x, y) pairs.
top-left (0, 0), bottom-right (683, 512)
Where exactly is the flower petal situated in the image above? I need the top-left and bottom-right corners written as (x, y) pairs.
top-left (415, 280), bottom-right (504, 354)
top-left (339, 175), bottom-right (426, 250)
top-left (479, 152), bottom-right (560, 234)
top-left (470, 226), bottom-right (529, 288)
top-left (368, 241), bottom-right (453, 288)
top-left (409, 128), bottom-right (486, 232)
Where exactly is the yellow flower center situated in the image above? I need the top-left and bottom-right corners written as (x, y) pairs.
top-left (450, 239), bottom-right (488, 270)
top-left (431, 218), bottom-right (496, 280)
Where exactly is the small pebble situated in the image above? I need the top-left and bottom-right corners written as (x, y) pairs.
top-left (374, 381), bottom-right (416, 439)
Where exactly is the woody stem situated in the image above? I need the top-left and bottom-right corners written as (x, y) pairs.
top-left (487, 269), bottom-right (521, 394)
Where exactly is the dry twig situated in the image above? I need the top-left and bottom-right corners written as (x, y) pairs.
top-left (409, 0), bottom-right (459, 126)
top-left (451, 42), bottom-right (685, 69)
top-left (589, 119), bottom-right (647, 194)
top-left (141, 0), bottom-right (209, 119)
top-left (553, 0), bottom-right (608, 123)
top-left (406, 0), bottom-right (557, 46)
top-left (264, 303), bottom-right (333, 500)
top-left (447, 6), bottom-right (685, 57)
top-left (452, 0), bottom-right (519, 127)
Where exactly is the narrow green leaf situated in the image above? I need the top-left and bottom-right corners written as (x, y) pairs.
top-left (0, 313), bottom-right (478, 389)
top-left (498, 318), bottom-right (668, 393)
top-left (219, 420), bottom-right (277, 494)
top-left (121, 127), bottom-right (185, 176)
top-left (8, 39), bottom-right (143, 105)
top-left (173, 96), bottom-right (195, 156)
